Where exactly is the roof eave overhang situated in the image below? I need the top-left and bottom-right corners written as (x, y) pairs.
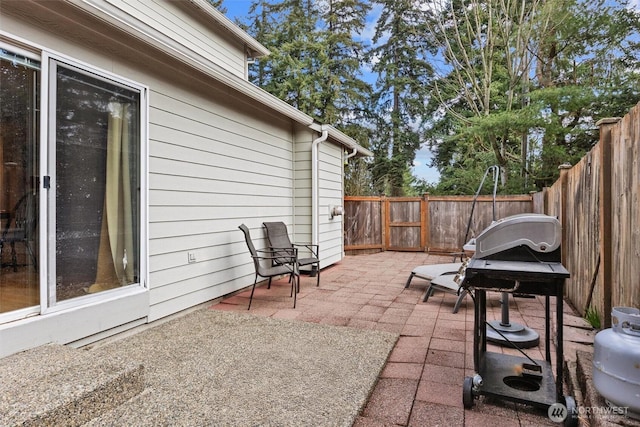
top-left (65, 1), bottom-right (370, 156)
top-left (187, 0), bottom-right (270, 58)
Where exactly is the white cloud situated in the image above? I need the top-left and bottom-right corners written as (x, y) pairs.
top-left (412, 145), bottom-right (440, 182)
top-left (359, 3), bottom-right (384, 45)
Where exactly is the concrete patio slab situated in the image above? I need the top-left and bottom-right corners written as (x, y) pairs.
top-left (3, 251), bottom-right (599, 426)
top-left (211, 251), bottom-right (588, 426)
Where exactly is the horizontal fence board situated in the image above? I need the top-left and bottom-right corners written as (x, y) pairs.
top-left (345, 195), bottom-right (533, 254)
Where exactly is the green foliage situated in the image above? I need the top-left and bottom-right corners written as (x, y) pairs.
top-left (585, 306), bottom-right (601, 329)
top-left (426, 0), bottom-right (640, 193)
top-left (241, 0), bottom-right (372, 128)
top-left (227, 0), bottom-right (640, 196)
top-left (208, 0), bottom-right (226, 14)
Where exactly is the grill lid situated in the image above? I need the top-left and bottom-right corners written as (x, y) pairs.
top-left (472, 214), bottom-right (561, 261)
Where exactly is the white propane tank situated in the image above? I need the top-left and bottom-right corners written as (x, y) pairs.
top-left (593, 307), bottom-right (640, 418)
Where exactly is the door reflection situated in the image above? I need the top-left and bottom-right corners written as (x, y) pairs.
top-left (0, 50), bottom-right (40, 313)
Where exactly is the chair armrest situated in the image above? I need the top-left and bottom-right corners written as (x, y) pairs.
top-left (256, 247), bottom-right (298, 264)
top-left (292, 243), bottom-right (319, 258)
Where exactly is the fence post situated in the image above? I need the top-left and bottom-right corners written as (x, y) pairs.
top-left (558, 163), bottom-right (572, 270)
top-left (596, 117), bottom-right (620, 328)
top-left (423, 193), bottom-right (429, 252)
top-left (381, 196), bottom-right (387, 251)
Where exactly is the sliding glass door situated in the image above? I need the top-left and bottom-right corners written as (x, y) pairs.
top-left (0, 44), bottom-right (145, 318)
top-left (0, 49), bottom-right (40, 314)
top-left (50, 60), bottom-right (141, 304)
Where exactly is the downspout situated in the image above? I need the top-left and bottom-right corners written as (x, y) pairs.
top-left (344, 147), bottom-right (358, 162)
top-left (312, 126), bottom-right (329, 248)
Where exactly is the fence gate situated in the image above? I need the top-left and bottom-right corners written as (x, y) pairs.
top-left (385, 197), bottom-right (425, 251)
top-left (344, 194), bottom-right (534, 254)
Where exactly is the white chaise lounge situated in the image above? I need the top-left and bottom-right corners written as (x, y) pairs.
top-left (405, 263), bottom-right (467, 313)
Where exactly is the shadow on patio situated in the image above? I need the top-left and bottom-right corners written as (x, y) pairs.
top-left (211, 251), bottom-right (575, 426)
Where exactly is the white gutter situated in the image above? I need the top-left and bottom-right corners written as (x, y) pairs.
top-left (311, 126), bottom-right (330, 247)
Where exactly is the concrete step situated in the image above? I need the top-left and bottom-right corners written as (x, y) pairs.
top-left (0, 343), bottom-right (144, 427)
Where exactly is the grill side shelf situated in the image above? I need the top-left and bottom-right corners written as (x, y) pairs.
top-left (463, 259), bottom-right (570, 294)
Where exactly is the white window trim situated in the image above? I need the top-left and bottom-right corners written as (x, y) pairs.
top-left (41, 50), bottom-right (149, 314)
top-left (0, 40), bottom-right (41, 325)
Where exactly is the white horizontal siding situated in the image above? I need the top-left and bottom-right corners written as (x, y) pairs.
top-left (318, 143), bottom-right (345, 267)
top-left (147, 81), bottom-right (297, 320)
top-left (292, 132), bottom-right (313, 249)
top-left (1, 4), bottom-right (347, 336)
top-left (104, 0), bottom-right (247, 78)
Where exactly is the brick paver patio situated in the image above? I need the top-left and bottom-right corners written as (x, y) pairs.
top-left (210, 251), bottom-right (565, 426)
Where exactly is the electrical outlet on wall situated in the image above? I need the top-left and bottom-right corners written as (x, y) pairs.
top-left (188, 252), bottom-right (196, 263)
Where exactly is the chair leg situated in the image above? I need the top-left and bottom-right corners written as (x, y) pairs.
top-left (268, 277), bottom-right (272, 289)
top-left (405, 272), bottom-right (415, 288)
top-left (316, 264), bottom-right (320, 287)
top-left (26, 242), bottom-right (37, 270)
top-left (292, 274), bottom-right (299, 308)
top-left (10, 242), bottom-right (17, 272)
top-left (248, 275), bottom-right (258, 310)
top-left (452, 291), bottom-right (466, 314)
top-left (422, 284), bottom-right (434, 302)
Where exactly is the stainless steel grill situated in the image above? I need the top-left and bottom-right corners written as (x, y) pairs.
top-left (460, 214), bottom-right (577, 425)
top-left (471, 213), bottom-right (561, 262)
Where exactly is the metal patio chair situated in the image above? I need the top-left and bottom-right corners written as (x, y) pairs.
top-left (262, 221), bottom-right (320, 287)
top-left (238, 224), bottom-right (299, 310)
top-left (0, 192), bottom-right (38, 271)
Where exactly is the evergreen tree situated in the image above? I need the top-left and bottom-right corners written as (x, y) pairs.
top-left (368, 0), bottom-right (436, 196)
top-left (530, 0), bottom-right (640, 186)
top-left (426, 0), bottom-right (640, 193)
top-left (322, 0), bottom-right (374, 196)
top-left (262, 0), bottom-right (326, 117)
top-left (240, 1), bottom-right (280, 87)
top-left (240, 0), bottom-right (374, 195)
top-left (243, 0), bottom-right (372, 126)
top-left (320, 0), bottom-right (372, 126)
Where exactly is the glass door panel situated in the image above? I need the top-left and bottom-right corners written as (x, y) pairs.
top-left (52, 62), bottom-right (140, 303)
top-left (0, 50), bottom-right (40, 313)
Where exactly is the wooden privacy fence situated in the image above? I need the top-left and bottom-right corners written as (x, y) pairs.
top-left (344, 194), bottom-right (534, 253)
top-left (534, 102), bottom-right (640, 327)
top-left (345, 102), bottom-right (640, 327)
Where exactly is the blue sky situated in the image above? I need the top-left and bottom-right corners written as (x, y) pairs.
top-left (222, 0), bottom-right (440, 183)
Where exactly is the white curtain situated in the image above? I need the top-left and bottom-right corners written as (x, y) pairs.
top-left (91, 102), bottom-right (134, 291)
